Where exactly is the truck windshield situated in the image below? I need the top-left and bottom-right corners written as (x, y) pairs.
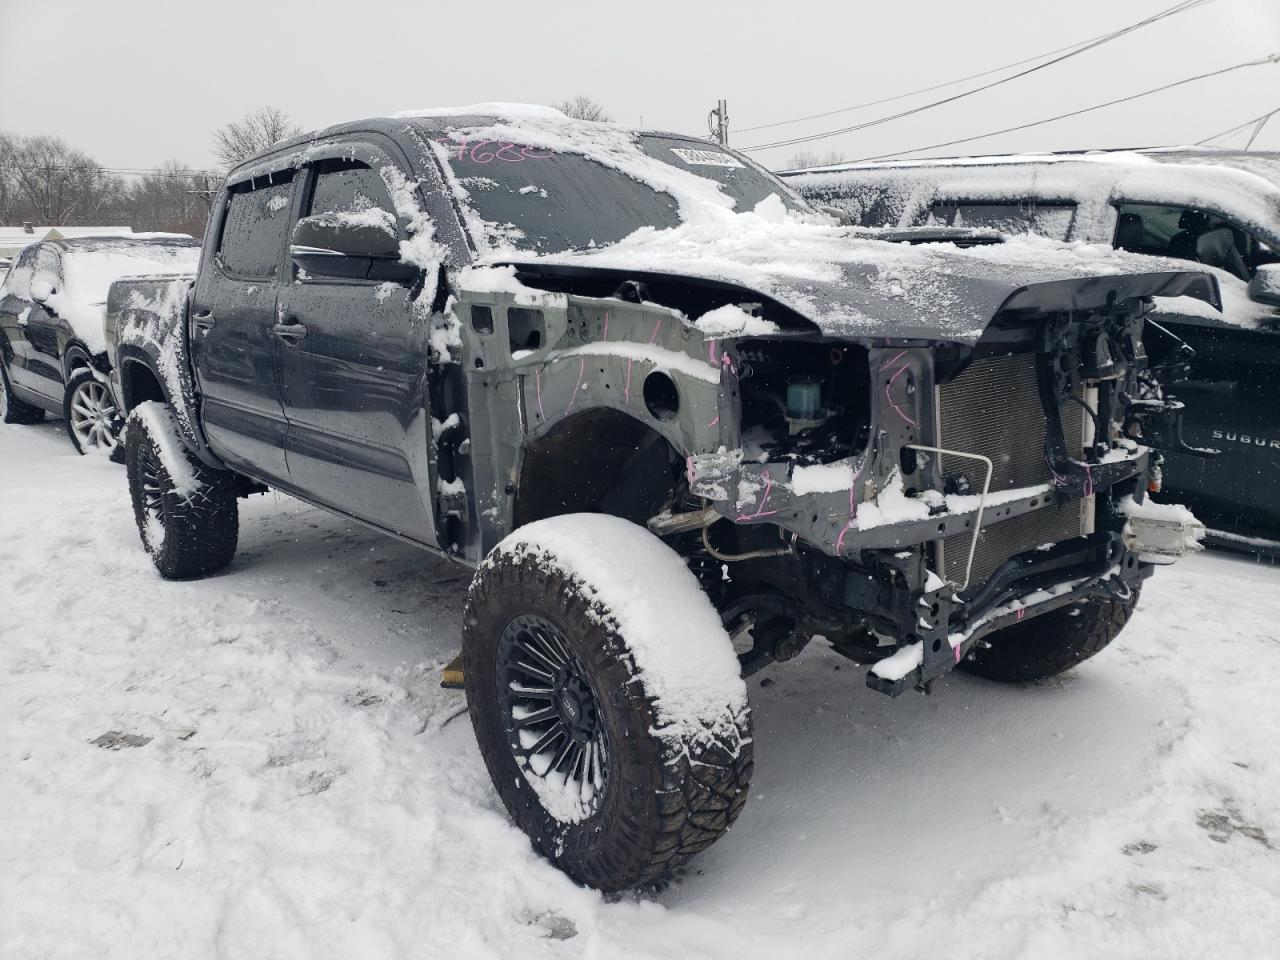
top-left (437, 133), bottom-right (804, 254)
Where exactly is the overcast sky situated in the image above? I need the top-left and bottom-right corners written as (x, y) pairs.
top-left (1, 0), bottom-right (1277, 173)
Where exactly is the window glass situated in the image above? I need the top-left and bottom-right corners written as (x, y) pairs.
top-left (1113, 202), bottom-right (1252, 281)
top-left (217, 172), bottom-right (295, 278)
top-left (307, 159), bottom-right (398, 219)
top-left (433, 134), bottom-right (799, 254)
top-left (924, 200), bottom-right (1076, 240)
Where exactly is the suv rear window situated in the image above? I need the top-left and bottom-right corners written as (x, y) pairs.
top-left (217, 172), bottom-right (295, 278)
top-left (924, 200), bottom-right (1077, 241)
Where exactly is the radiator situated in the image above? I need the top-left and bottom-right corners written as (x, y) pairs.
top-left (936, 352), bottom-right (1090, 586)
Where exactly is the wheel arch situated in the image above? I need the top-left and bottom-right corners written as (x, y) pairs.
top-left (512, 406), bottom-right (686, 530)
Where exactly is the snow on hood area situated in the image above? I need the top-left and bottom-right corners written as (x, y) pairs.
top-left (513, 207), bottom-right (1221, 343)
top-left (35, 239), bottom-right (199, 354)
top-left (4, 423), bottom-right (1280, 958)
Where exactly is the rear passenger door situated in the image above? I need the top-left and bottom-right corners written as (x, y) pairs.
top-left (191, 168), bottom-right (297, 484)
top-left (275, 141), bottom-right (436, 544)
top-left (6, 244), bottom-right (65, 399)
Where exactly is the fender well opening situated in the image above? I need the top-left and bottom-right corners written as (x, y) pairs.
top-left (514, 408), bottom-right (681, 529)
top-left (120, 360), bottom-right (165, 412)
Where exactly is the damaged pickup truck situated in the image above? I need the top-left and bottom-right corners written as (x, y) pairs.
top-left (104, 104), bottom-right (1216, 891)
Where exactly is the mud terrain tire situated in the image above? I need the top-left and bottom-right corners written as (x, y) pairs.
top-left (125, 401), bottom-right (238, 580)
top-left (463, 514), bottom-right (752, 891)
top-left (960, 588), bottom-right (1141, 683)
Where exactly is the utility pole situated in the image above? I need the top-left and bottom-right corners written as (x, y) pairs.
top-left (707, 99), bottom-right (729, 145)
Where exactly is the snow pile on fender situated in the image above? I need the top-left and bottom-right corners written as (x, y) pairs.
top-left (482, 515), bottom-right (749, 751)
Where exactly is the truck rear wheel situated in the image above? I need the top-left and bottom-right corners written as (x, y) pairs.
top-left (125, 401), bottom-right (238, 580)
top-left (960, 588), bottom-right (1140, 683)
top-left (463, 514), bottom-right (752, 891)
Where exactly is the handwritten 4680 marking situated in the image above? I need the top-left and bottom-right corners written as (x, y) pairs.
top-left (439, 139), bottom-right (552, 164)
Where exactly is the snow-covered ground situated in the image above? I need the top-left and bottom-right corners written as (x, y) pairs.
top-left (3, 419), bottom-right (1278, 960)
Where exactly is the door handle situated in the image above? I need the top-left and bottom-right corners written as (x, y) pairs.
top-left (272, 322), bottom-right (308, 342)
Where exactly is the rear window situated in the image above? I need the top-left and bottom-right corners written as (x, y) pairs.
top-left (217, 172), bottom-right (295, 278)
top-left (307, 159), bottom-right (397, 220)
top-left (923, 200), bottom-right (1077, 241)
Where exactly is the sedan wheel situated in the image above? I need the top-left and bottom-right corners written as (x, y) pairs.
top-left (63, 369), bottom-right (121, 455)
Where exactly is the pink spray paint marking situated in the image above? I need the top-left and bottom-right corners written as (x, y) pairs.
top-left (602, 309), bottom-right (610, 341)
top-left (624, 360), bottom-right (633, 404)
top-left (685, 455), bottom-right (696, 489)
top-left (834, 460), bottom-right (867, 555)
top-left (708, 340), bottom-right (718, 365)
top-left (953, 643), bottom-right (963, 664)
top-left (885, 362), bottom-right (918, 428)
top-left (737, 475), bottom-right (779, 522)
top-left (879, 349), bottom-right (909, 371)
top-left (564, 357), bottom-right (586, 414)
top-left (1016, 607), bottom-right (1026, 622)
top-left (708, 415), bottom-right (720, 428)
top-left (648, 319), bottom-right (662, 344)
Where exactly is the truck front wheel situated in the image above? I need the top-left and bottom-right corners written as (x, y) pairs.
top-left (960, 588), bottom-right (1141, 683)
top-left (463, 514), bottom-right (753, 891)
top-left (125, 401), bottom-right (238, 580)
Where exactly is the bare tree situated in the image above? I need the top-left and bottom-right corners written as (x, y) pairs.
top-left (0, 133), bottom-right (18, 224)
top-left (10, 135), bottom-right (118, 225)
top-left (123, 160), bottom-right (217, 236)
top-left (211, 106), bottom-right (302, 168)
top-left (784, 150), bottom-right (849, 170)
top-left (553, 95), bottom-right (613, 123)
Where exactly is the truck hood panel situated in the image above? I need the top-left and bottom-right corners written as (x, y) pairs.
top-left (494, 229), bottom-right (1220, 344)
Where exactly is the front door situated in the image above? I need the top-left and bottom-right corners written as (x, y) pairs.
top-left (276, 142), bottom-right (436, 544)
top-left (190, 168), bottom-right (297, 484)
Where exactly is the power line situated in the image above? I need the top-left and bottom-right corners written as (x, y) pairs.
top-left (738, 0), bottom-right (1214, 152)
top-left (736, 18), bottom-right (1181, 136)
top-left (1196, 105), bottom-right (1280, 145)
top-left (851, 53), bottom-right (1280, 162)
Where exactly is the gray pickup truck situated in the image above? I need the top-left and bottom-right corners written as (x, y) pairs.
top-left (105, 105), bottom-right (1215, 891)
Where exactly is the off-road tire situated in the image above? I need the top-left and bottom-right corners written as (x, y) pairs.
top-left (125, 402), bottom-right (239, 580)
top-left (960, 588), bottom-right (1141, 683)
top-left (463, 517), bottom-right (753, 891)
top-left (0, 360), bottom-right (46, 425)
top-left (63, 368), bottom-right (122, 455)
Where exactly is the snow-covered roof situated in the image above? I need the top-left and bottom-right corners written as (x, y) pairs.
top-left (0, 225), bottom-right (135, 258)
top-left (780, 148), bottom-right (1280, 246)
top-left (784, 147), bottom-right (1280, 189)
top-left (4, 236), bottom-right (200, 354)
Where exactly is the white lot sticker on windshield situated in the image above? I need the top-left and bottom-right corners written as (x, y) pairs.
top-left (670, 148), bottom-right (744, 169)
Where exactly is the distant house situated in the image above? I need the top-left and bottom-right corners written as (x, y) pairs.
top-left (0, 224), bottom-right (135, 259)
